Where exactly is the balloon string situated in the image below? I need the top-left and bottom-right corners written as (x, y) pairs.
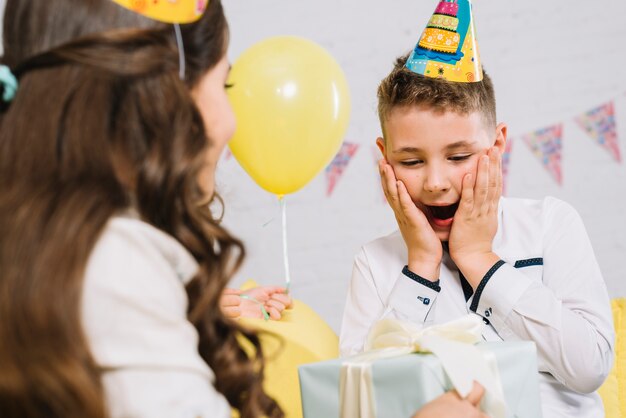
top-left (240, 294), bottom-right (270, 321)
top-left (280, 196), bottom-right (291, 293)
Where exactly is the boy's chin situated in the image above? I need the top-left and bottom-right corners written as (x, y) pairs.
top-left (430, 223), bottom-right (451, 241)
top-left (435, 230), bottom-right (451, 241)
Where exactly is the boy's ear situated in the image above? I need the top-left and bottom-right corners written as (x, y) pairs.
top-left (376, 137), bottom-right (386, 157)
top-left (494, 123), bottom-right (508, 153)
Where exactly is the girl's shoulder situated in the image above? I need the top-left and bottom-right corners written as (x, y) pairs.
top-left (89, 213), bottom-right (199, 285)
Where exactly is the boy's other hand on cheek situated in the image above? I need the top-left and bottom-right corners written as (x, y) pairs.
top-left (379, 159), bottom-right (442, 281)
top-left (448, 147), bottom-right (501, 287)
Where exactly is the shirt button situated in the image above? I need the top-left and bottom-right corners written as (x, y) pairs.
top-left (483, 317), bottom-right (491, 325)
top-left (417, 296), bottom-right (430, 305)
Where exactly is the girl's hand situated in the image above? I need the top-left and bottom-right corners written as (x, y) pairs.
top-left (220, 286), bottom-right (293, 320)
top-left (220, 288), bottom-right (243, 319)
top-left (412, 382), bottom-right (488, 418)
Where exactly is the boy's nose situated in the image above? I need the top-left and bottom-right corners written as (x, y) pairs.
top-left (423, 166), bottom-right (450, 193)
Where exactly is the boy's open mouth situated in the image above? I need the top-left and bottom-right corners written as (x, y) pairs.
top-left (425, 203), bottom-right (459, 227)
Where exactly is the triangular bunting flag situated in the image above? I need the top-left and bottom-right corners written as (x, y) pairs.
top-left (502, 138), bottom-right (513, 196)
top-left (326, 142), bottom-right (359, 196)
top-left (575, 101), bottom-right (621, 163)
top-left (522, 124), bottom-right (563, 185)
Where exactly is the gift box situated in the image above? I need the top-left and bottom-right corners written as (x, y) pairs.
top-left (299, 341), bottom-right (543, 418)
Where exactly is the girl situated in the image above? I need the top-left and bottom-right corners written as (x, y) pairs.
top-left (0, 0), bottom-right (282, 417)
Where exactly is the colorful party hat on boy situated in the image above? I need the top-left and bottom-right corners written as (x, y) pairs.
top-left (406, 0), bottom-right (482, 82)
top-left (111, 0), bottom-right (208, 24)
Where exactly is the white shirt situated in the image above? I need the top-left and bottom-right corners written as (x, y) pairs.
top-left (81, 215), bottom-right (230, 418)
top-left (339, 196), bottom-right (614, 418)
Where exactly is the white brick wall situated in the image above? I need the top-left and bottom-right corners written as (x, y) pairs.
top-left (221, 0), bottom-right (626, 332)
top-left (2, 0), bottom-right (625, 332)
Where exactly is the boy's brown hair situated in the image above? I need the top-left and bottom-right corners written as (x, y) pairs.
top-left (377, 54), bottom-right (497, 134)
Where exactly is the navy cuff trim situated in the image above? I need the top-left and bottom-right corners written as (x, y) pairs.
top-left (469, 260), bottom-right (505, 312)
top-left (514, 258), bottom-right (543, 268)
top-left (402, 265), bottom-right (441, 292)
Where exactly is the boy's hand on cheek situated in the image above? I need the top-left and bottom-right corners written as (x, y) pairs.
top-left (379, 159), bottom-right (442, 281)
top-left (448, 148), bottom-right (501, 287)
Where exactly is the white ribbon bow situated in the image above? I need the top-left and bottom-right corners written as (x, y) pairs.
top-left (340, 315), bottom-right (507, 418)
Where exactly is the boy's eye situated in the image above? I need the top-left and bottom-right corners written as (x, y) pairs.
top-left (400, 160), bottom-right (423, 166)
top-left (448, 154), bottom-right (472, 162)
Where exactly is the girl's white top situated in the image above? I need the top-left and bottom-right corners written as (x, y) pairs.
top-left (82, 215), bottom-right (231, 418)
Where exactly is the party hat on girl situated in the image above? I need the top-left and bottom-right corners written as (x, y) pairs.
top-left (406, 0), bottom-right (482, 82)
top-left (111, 0), bottom-right (208, 24)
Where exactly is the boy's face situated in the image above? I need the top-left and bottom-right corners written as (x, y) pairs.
top-left (377, 106), bottom-right (507, 241)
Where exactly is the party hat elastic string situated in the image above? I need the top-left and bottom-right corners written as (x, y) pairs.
top-left (173, 23), bottom-right (186, 80)
top-left (110, 1), bottom-right (206, 81)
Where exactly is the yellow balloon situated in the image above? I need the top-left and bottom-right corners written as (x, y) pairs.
top-left (227, 36), bottom-right (351, 196)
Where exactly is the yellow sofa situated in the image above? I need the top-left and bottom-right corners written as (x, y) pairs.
top-left (599, 298), bottom-right (626, 418)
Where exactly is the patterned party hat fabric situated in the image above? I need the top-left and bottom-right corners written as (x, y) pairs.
top-left (326, 142), bottom-right (359, 196)
top-left (575, 101), bottom-right (621, 163)
top-left (523, 124), bottom-right (563, 185)
top-left (111, 0), bottom-right (208, 23)
top-left (406, 0), bottom-right (482, 82)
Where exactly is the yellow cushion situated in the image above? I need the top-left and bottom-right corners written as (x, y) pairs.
top-left (235, 281), bottom-right (339, 418)
top-left (598, 298), bottom-right (626, 418)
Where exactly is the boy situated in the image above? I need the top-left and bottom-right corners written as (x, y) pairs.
top-left (339, 2), bottom-right (614, 416)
